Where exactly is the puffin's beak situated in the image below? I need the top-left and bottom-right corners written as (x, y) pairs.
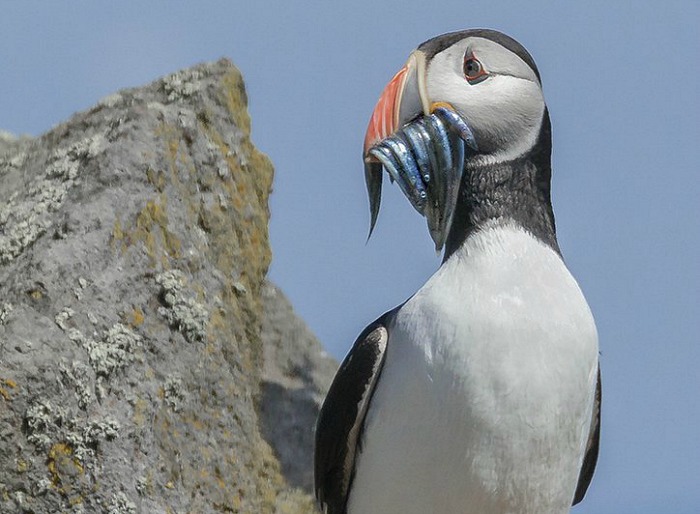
top-left (363, 51), bottom-right (476, 252)
top-left (363, 51), bottom-right (430, 237)
top-left (363, 51), bottom-right (430, 156)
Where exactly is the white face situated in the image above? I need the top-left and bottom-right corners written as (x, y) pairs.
top-left (425, 37), bottom-right (546, 164)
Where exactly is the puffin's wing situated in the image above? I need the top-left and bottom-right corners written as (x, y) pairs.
top-left (573, 367), bottom-right (602, 505)
top-left (314, 314), bottom-right (391, 514)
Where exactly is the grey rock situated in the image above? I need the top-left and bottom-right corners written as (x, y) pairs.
top-left (0, 59), bottom-right (323, 513)
top-left (260, 282), bottom-right (337, 493)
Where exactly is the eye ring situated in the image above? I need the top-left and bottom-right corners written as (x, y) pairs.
top-left (463, 53), bottom-right (488, 83)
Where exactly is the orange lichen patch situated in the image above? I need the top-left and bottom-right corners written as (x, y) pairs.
top-left (125, 307), bottom-right (145, 327)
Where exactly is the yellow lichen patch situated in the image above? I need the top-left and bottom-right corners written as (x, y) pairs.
top-left (196, 118), bottom-right (274, 301)
top-left (246, 438), bottom-right (290, 512)
top-left (214, 465), bottom-right (226, 490)
top-left (275, 491), bottom-right (318, 514)
top-left (47, 442), bottom-right (85, 504)
top-left (116, 195), bottom-right (182, 267)
top-left (192, 282), bottom-right (206, 303)
top-left (221, 69), bottom-right (251, 134)
top-left (154, 122), bottom-right (187, 197)
top-left (132, 397), bottom-right (149, 426)
top-left (121, 307), bottom-right (145, 328)
top-left (16, 458), bottom-right (29, 473)
top-left (146, 166), bottom-right (167, 192)
top-left (2, 378), bottom-right (17, 389)
top-left (0, 378), bottom-right (17, 401)
top-left (201, 124), bottom-right (236, 176)
top-left (208, 309), bottom-right (227, 333)
top-left (163, 232), bottom-right (182, 259)
top-left (247, 149), bottom-right (274, 198)
top-left (125, 64), bottom-right (314, 512)
top-left (168, 139), bottom-right (180, 167)
top-left (48, 443), bottom-right (83, 482)
top-left (188, 415), bottom-right (205, 432)
top-left (139, 470), bottom-right (155, 496)
top-left (133, 307), bottom-right (145, 326)
top-left (111, 218), bottom-right (127, 252)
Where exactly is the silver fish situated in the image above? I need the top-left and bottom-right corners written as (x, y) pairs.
top-left (364, 107), bottom-right (477, 251)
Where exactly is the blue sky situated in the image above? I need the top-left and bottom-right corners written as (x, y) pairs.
top-left (2, 2), bottom-right (698, 512)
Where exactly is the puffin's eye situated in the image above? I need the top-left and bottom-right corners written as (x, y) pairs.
top-left (463, 54), bottom-right (487, 83)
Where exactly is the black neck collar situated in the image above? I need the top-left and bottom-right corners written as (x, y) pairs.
top-left (442, 109), bottom-right (558, 263)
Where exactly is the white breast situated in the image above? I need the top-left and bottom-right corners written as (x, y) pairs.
top-left (348, 223), bottom-right (598, 514)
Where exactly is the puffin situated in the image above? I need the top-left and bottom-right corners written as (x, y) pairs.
top-left (315, 29), bottom-right (601, 514)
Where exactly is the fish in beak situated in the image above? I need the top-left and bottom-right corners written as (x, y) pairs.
top-left (363, 51), bottom-right (477, 252)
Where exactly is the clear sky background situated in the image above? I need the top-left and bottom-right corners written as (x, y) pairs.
top-left (2, 2), bottom-right (698, 513)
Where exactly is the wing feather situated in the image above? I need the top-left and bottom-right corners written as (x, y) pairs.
top-left (314, 313), bottom-right (392, 514)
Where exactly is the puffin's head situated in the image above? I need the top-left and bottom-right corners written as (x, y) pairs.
top-left (363, 29), bottom-right (550, 250)
top-left (364, 29), bottom-right (547, 166)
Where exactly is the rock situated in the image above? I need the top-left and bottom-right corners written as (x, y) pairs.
top-left (0, 59), bottom-right (326, 513)
top-left (260, 283), bottom-right (337, 493)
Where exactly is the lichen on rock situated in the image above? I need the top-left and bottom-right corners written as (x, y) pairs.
top-left (108, 491), bottom-right (137, 514)
top-left (155, 269), bottom-right (208, 343)
top-left (83, 323), bottom-right (143, 378)
top-left (0, 135), bottom-right (104, 265)
top-left (0, 59), bottom-right (326, 513)
top-left (0, 302), bottom-right (13, 324)
top-left (58, 360), bottom-right (93, 409)
top-left (162, 375), bottom-right (184, 411)
top-left (25, 399), bottom-right (66, 449)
